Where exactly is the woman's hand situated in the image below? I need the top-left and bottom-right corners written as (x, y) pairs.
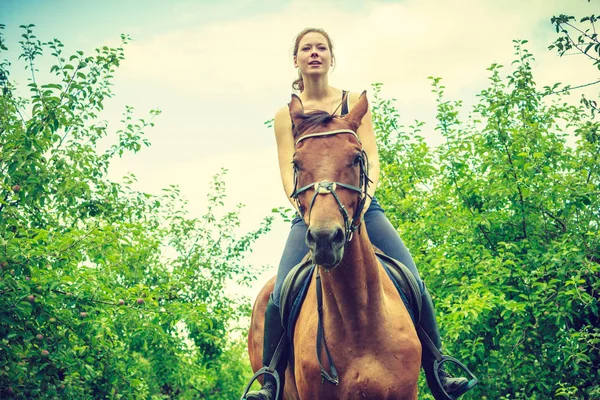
top-left (273, 105), bottom-right (301, 214)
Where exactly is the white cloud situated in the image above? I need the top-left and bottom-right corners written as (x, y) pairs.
top-left (105, 0), bottom-right (599, 302)
top-left (115, 0), bottom-right (597, 120)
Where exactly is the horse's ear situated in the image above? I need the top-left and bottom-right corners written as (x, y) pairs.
top-left (344, 91), bottom-right (368, 130)
top-left (289, 94), bottom-right (304, 127)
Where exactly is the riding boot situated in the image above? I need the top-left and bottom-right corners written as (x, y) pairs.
top-left (420, 284), bottom-right (477, 400)
top-left (244, 296), bottom-right (289, 400)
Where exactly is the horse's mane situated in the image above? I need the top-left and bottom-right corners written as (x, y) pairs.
top-left (292, 111), bottom-right (360, 140)
top-left (292, 110), bottom-right (336, 139)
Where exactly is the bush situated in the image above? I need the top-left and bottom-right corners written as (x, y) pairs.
top-left (373, 40), bottom-right (599, 399)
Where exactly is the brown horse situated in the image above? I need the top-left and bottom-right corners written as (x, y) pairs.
top-left (247, 92), bottom-right (421, 399)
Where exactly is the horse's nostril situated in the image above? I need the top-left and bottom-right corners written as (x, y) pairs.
top-left (306, 227), bottom-right (344, 248)
top-left (306, 228), bottom-right (316, 246)
top-left (332, 227), bottom-right (344, 245)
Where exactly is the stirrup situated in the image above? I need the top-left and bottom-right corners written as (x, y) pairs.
top-left (433, 355), bottom-right (478, 400)
top-left (240, 368), bottom-right (282, 400)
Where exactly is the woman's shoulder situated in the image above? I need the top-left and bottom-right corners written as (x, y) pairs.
top-left (273, 105), bottom-right (292, 133)
top-left (274, 104), bottom-right (290, 119)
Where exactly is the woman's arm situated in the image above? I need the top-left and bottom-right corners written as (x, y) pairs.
top-left (349, 92), bottom-right (380, 216)
top-left (273, 106), bottom-right (300, 212)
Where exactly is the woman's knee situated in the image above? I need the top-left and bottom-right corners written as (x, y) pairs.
top-left (272, 219), bottom-right (309, 305)
top-left (364, 209), bottom-right (424, 291)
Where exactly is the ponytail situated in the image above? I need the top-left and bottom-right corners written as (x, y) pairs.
top-left (292, 70), bottom-right (304, 92)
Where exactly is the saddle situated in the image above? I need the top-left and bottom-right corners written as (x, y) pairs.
top-left (278, 250), bottom-right (423, 345)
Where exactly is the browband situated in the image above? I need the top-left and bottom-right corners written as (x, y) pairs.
top-left (295, 129), bottom-right (360, 147)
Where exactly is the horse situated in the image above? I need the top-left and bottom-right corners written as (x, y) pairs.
top-left (246, 92), bottom-right (422, 399)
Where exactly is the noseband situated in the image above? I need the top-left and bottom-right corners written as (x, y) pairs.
top-left (290, 129), bottom-right (371, 243)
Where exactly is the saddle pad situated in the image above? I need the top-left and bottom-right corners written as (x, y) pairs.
top-left (279, 251), bottom-right (422, 345)
top-left (278, 254), bottom-right (315, 338)
top-left (375, 252), bottom-right (422, 325)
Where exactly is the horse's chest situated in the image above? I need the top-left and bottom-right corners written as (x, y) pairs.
top-left (293, 331), bottom-right (420, 399)
top-left (295, 304), bottom-right (418, 356)
top-left (292, 282), bottom-right (420, 399)
top-left (296, 355), bottom-right (419, 400)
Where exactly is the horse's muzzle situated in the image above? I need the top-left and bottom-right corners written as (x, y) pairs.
top-left (306, 226), bottom-right (345, 269)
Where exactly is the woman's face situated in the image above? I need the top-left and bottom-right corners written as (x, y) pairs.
top-left (294, 32), bottom-right (333, 77)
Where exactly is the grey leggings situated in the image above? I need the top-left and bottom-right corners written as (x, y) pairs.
top-left (272, 197), bottom-right (424, 306)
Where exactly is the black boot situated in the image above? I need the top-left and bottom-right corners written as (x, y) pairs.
top-left (243, 296), bottom-right (289, 400)
top-left (419, 284), bottom-right (477, 400)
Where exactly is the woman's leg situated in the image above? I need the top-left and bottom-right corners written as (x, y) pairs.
top-left (363, 205), bottom-right (424, 293)
top-left (272, 216), bottom-right (309, 306)
top-left (245, 216), bottom-right (308, 400)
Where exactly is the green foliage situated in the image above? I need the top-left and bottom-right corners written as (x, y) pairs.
top-left (549, 11), bottom-right (600, 116)
top-left (373, 40), bottom-right (599, 399)
top-left (550, 13), bottom-right (599, 71)
top-left (0, 24), bottom-right (268, 399)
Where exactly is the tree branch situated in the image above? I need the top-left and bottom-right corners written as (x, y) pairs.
top-left (546, 79), bottom-right (600, 95)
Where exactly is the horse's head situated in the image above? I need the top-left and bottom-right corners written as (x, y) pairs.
top-left (289, 92), bottom-right (370, 269)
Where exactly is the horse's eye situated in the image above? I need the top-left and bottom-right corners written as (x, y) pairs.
top-left (353, 154), bottom-right (363, 166)
top-left (292, 160), bottom-right (300, 171)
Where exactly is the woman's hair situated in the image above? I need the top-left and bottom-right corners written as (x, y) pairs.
top-left (292, 28), bottom-right (335, 92)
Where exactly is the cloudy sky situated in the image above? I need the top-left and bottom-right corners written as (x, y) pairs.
top-left (2, 0), bottom-right (598, 299)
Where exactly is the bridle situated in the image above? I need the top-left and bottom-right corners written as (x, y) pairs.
top-left (290, 129), bottom-right (371, 243)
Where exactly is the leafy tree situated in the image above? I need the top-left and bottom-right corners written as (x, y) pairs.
top-left (373, 40), bottom-right (599, 399)
top-left (0, 24), bottom-right (269, 399)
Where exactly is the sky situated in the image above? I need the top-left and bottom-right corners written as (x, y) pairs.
top-left (2, 0), bottom-right (598, 302)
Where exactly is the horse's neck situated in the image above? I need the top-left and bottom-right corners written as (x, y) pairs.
top-left (319, 224), bottom-right (386, 325)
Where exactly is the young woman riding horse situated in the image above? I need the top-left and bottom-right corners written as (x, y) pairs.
top-left (242, 27), bottom-right (477, 400)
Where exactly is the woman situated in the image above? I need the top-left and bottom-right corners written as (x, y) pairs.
top-left (244, 27), bottom-right (477, 400)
